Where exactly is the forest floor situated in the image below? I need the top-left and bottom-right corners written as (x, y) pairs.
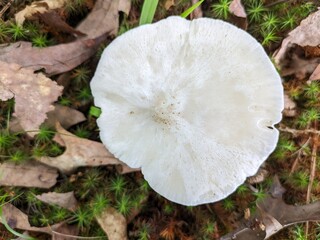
top-left (0, 0), bottom-right (320, 239)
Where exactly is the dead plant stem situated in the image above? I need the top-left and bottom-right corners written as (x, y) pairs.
top-left (0, 0), bottom-right (13, 19)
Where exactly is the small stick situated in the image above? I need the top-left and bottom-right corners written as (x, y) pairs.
top-left (289, 137), bottom-right (311, 175)
top-left (0, 0), bottom-right (14, 19)
top-left (279, 125), bottom-right (320, 136)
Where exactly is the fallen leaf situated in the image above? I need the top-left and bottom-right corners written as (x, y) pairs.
top-left (229, 0), bottom-right (246, 18)
top-left (9, 104), bottom-right (86, 133)
top-left (0, 162), bottom-right (58, 188)
top-left (0, 61), bottom-right (63, 134)
top-left (221, 176), bottom-right (320, 239)
top-left (0, 35), bottom-right (106, 76)
top-left (274, 10), bottom-right (320, 76)
top-left (38, 122), bottom-right (137, 174)
top-left (52, 224), bottom-right (79, 240)
top-left (15, 0), bottom-right (68, 25)
top-left (309, 63), bottom-right (320, 81)
top-left (118, 0), bottom-right (131, 15)
top-left (35, 191), bottom-right (78, 211)
top-left (76, 0), bottom-right (123, 38)
top-left (96, 207), bottom-right (128, 240)
top-left (38, 11), bottom-right (86, 37)
top-left (165, 0), bottom-right (175, 10)
top-left (116, 164), bottom-right (141, 174)
top-left (283, 93), bottom-right (297, 117)
top-left (1, 203), bottom-right (64, 234)
top-left (2, 203), bottom-right (52, 234)
top-left (45, 104), bottom-right (86, 129)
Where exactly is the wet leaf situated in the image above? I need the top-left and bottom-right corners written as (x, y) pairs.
top-left (35, 191), bottom-right (78, 211)
top-left (0, 162), bottom-right (58, 188)
top-left (38, 122), bottom-right (138, 174)
top-left (0, 61), bottom-right (63, 135)
top-left (96, 207), bottom-right (128, 240)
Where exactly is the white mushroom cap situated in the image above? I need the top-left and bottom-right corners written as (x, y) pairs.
top-left (91, 16), bottom-right (284, 206)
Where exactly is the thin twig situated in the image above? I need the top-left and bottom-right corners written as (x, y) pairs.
top-left (0, 0), bottom-right (14, 19)
top-left (289, 137), bottom-right (311, 175)
top-left (279, 125), bottom-right (320, 136)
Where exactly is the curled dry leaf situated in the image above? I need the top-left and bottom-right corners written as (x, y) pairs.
top-left (0, 162), bottom-right (58, 188)
top-left (35, 191), bottom-right (78, 211)
top-left (0, 36), bottom-right (106, 76)
top-left (274, 10), bottom-right (320, 78)
top-left (221, 176), bottom-right (320, 240)
top-left (15, 0), bottom-right (68, 25)
top-left (283, 93), bottom-right (297, 117)
top-left (96, 207), bottom-right (128, 240)
top-left (39, 122), bottom-right (138, 174)
top-left (0, 61), bottom-right (62, 135)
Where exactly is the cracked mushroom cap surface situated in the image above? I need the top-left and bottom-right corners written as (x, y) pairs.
top-left (91, 16), bottom-right (284, 206)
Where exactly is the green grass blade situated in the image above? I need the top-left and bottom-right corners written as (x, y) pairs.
top-left (181, 0), bottom-right (205, 18)
top-left (139, 0), bottom-right (159, 25)
top-left (89, 106), bottom-right (101, 118)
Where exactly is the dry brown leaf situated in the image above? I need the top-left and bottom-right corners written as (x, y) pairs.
top-left (274, 10), bottom-right (320, 77)
top-left (38, 122), bottom-right (137, 174)
top-left (118, 0), bottom-right (131, 15)
top-left (165, 0), bottom-right (175, 10)
top-left (0, 61), bottom-right (62, 134)
top-left (0, 162), bottom-right (58, 188)
top-left (0, 36), bottom-right (106, 76)
top-left (2, 203), bottom-right (70, 236)
top-left (221, 176), bottom-right (320, 240)
top-left (96, 207), bottom-right (128, 240)
top-left (52, 224), bottom-right (79, 240)
top-left (76, 0), bottom-right (122, 38)
top-left (229, 0), bottom-right (246, 18)
top-left (35, 191), bottom-right (78, 211)
top-left (283, 93), bottom-right (297, 117)
top-left (38, 11), bottom-right (86, 37)
top-left (45, 104), bottom-right (86, 129)
top-left (309, 63), bottom-right (320, 81)
top-left (2, 203), bottom-right (52, 234)
top-left (9, 104), bottom-right (86, 133)
top-left (15, 0), bottom-right (68, 25)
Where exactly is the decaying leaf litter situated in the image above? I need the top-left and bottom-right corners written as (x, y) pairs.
top-left (0, 0), bottom-right (320, 239)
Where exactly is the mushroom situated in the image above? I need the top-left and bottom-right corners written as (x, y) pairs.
top-left (90, 16), bottom-right (284, 206)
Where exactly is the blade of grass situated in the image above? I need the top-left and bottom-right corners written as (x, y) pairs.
top-left (139, 0), bottom-right (159, 25)
top-left (181, 0), bottom-right (204, 18)
top-left (89, 106), bottom-right (101, 118)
